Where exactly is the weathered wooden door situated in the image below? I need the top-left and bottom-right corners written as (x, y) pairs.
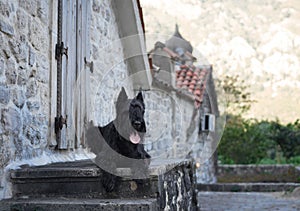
top-left (58, 0), bottom-right (90, 149)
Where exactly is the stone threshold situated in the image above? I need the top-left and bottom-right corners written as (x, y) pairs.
top-left (1, 197), bottom-right (157, 211)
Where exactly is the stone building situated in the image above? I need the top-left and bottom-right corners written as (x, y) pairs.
top-left (0, 0), bottom-right (217, 202)
top-left (148, 25), bottom-right (219, 183)
top-left (0, 0), bottom-right (152, 199)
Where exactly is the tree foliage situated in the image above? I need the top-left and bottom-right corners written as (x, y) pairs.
top-left (218, 116), bottom-right (300, 164)
top-left (269, 120), bottom-right (300, 159)
top-left (217, 74), bottom-right (300, 164)
top-left (217, 75), bottom-right (255, 115)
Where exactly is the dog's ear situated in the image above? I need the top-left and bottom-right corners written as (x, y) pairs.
top-left (117, 87), bottom-right (128, 104)
top-left (136, 91), bottom-right (144, 103)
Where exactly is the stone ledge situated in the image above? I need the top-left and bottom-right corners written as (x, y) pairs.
top-left (11, 158), bottom-right (191, 179)
top-left (217, 164), bottom-right (300, 183)
top-left (1, 197), bottom-right (158, 211)
top-left (198, 183), bottom-right (300, 192)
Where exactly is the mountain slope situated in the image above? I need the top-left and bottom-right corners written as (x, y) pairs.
top-left (141, 0), bottom-right (300, 123)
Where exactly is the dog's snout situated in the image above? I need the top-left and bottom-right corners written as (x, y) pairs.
top-left (133, 121), bottom-right (142, 128)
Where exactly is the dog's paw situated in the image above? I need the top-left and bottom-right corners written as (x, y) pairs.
top-left (101, 172), bottom-right (117, 192)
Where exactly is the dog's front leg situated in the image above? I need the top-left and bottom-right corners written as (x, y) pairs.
top-left (137, 144), bottom-right (151, 167)
top-left (130, 145), bottom-right (151, 180)
top-left (101, 170), bottom-right (117, 192)
top-left (95, 151), bottom-right (118, 192)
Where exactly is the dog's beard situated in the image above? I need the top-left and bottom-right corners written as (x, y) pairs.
top-left (113, 120), bottom-right (143, 145)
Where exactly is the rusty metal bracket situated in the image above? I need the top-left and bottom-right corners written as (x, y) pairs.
top-left (54, 115), bottom-right (68, 134)
top-left (84, 57), bottom-right (94, 73)
top-left (55, 42), bottom-right (68, 60)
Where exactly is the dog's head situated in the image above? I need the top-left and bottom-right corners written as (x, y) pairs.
top-left (114, 87), bottom-right (146, 144)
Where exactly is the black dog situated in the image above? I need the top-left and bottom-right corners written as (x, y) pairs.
top-left (87, 87), bottom-right (151, 192)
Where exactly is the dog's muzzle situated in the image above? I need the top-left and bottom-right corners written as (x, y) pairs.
top-left (133, 121), bottom-right (142, 129)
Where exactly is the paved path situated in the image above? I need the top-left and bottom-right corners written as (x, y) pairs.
top-left (198, 192), bottom-right (300, 211)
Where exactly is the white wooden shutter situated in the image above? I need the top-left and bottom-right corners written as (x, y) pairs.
top-left (75, 0), bottom-right (91, 148)
top-left (58, 0), bottom-right (90, 149)
top-left (58, 0), bottom-right (77, 149)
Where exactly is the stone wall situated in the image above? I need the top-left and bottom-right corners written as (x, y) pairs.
top-left (143, 77), bottom-right (217, 184)
top-left (157, 160), bottom-right (197, 211)
top-left (0, 0), bottom-right (50, 171)
top-left (143, 86), bottom-right (198, 161)
top-left (196, 89), bottom-right (217, 184)
top-left (218, 164), bottom-right (300, 183)
top-left (89, 0), bottom-right (133, 126)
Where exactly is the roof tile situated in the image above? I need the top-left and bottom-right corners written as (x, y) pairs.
top-left (175, 65), bottom-right (209, 107)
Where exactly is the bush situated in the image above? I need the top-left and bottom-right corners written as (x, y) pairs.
top-left (288, 156), bottom-right (300, 165)
top-left (218, 115), bottom-right (273, 164)
top-left (269, 120), bottom-right (300, 159)
top-left (218, 116), bottom-right (300, 165)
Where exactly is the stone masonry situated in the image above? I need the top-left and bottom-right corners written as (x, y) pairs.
top-left (0, 0), bottom-right (134, 199)
top-left (89, 0), bottom-right (133, 126)
top-left (0, 0), bottom-right (50, 176)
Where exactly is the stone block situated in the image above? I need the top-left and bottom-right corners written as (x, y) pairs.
top-left (104, 8), bottom-right (111, 22)
top-left (0, 1), bottom-right (10, 17)
top-left (26, 100), bottom-right (40, 111)
top-left (0, 143), bottom-right (10, 168)
top-left (12, 87), bottom-right (26, 108)
top-left (8, 39), bottom-right (28, 63)
top-left (17, 66), bottom-right (29, 86)
top-left (21, 107), bottom-right (47, 145)
top-left (0, 58), bottom-right (4, 76)
top-left (0, 19), bottom-right (14, 36)
top-left (92, 0), bottom-right (100, 13)
top-left (1, 107), bottom-right (22, 135)
top-left (36, 54), bottom-right (49, 83)
top-left (16, 9), bottom-right (28, 32)
top-left (0, 84), bottom-right (10, 105)
top-left (29, 18), bottom-right (48, 53)
top-left (5, 58), bottom-right (17, 84)
top-left (37, 0), bottom-right (49, 24)
top-left (28, 46), bottom-right (35, 66)
top-left (19, 0), bottom-right (37, 17)
top-left (13, 136), bottom-right (23, 159)
top-left (0, 34), bottom-right (11, 58)
top-left (25, 78), bottom-right (38, 98)
top-left (25, 126), bottom-right (41, 146)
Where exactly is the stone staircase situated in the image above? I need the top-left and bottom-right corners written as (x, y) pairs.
top-left (1, 159), bottom-right (197, 211)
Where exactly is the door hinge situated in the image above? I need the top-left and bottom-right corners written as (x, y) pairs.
top-left (55, 115), bottom-right (68, 134)
top-left (55, 42), bottom-right (68, 60)
top-left (84, 57), bottom-right (94, 73)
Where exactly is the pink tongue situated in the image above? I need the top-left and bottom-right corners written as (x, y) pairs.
top-left (129, 131), bottom-right (140, 144)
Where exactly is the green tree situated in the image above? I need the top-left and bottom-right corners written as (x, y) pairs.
top-left (218, 116), bottom-right (271, 164)
top-left (269, 120), bottom-right (300, 159)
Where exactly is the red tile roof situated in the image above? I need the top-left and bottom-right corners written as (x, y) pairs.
top-left (176, 65), bottom-right (209, 108)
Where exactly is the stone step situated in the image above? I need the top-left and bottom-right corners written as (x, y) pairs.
top-left (10, 160), bottom-right (154, 199)
top-left (198, 183), bottom-right (300, 192)
top-left (1, 197), bottom-right (158, 211)
top-left (9, 158), bottom-right (197, 210)
top-left (10, 159), bottom-right (183, 199)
